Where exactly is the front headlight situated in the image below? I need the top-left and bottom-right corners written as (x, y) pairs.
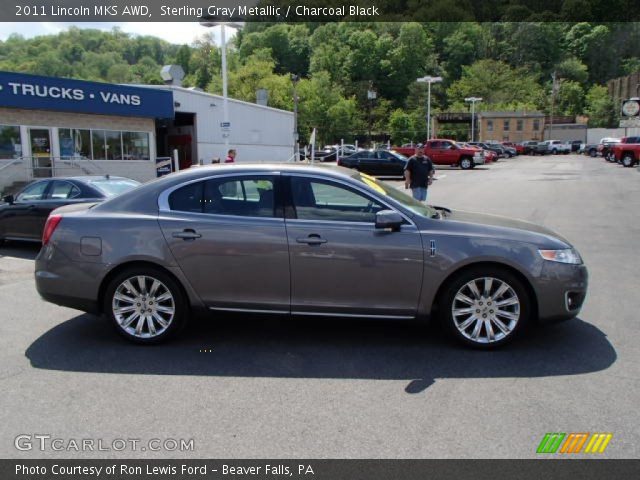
top-left (539, 249), bottom-right (582, 264)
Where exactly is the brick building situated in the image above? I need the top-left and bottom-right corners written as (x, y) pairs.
top-left (477, 111), bottom-right (546, 142)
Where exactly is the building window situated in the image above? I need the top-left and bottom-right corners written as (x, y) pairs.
top-left (517, 120), bottom-right (523, 131)
top-left (503, 120), bottom-right (510, 131)
top-left (90, 130), bottom-right (150, 160)
top-left (0, 125), bottom-right (21, 159)
top-left (59, 129), bottom-right (91, 159)
top-left (487, 120), bottom-right (493, 132)
top-left (122, 132), bottom-right (150, 160)
top-left (533, 119), bottom-right (540, 131)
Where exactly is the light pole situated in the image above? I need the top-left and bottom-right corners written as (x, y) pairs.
top-left (417, 75), bottom-right (442, 140)
top-left (549, 71), bottom-right (560, 141)
top-left (465, 97), bottom-right (482, 142)
top-left (291, 74), bottom-right (300, 161)
top-left (200, 21), bottom-right (242, 151)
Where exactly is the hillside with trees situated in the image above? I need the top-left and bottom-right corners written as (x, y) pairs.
top-left (1, 22), bottom-right (636, 144)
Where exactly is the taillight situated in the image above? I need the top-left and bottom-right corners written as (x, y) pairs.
top-left (42, 214), bottom-right (62, 245)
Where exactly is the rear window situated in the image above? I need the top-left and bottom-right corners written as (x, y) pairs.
top-left (89, 178), bottom-right (140, 197)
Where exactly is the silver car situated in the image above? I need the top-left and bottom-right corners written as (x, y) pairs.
top-left (35, 164), bottom-right (588, 348)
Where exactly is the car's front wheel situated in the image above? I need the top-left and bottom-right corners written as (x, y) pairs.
top-left (622, 154), bottom-right (636, 167)
top-left (104, 267), bottom-right (187, 344)
top-left (440, 267), bottom-right (531, 348)
top-left (459, 157), bottom-right (473, 170)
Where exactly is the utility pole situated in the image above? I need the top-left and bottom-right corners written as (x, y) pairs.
top-left (417, 76), bottom-right (443, 140)
top-left (367, 83), bottom-right (377, 146)
top-left (549, 71), bottom-right (559, 141)
top-left (465, 97), bottom-right (483, 142)
top-left (291, 74), bottom-right (300, 161)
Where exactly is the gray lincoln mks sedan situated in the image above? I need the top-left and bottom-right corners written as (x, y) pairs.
top-left (35, 164), bottom-right (588, 348)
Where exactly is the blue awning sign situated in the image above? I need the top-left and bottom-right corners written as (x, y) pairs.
top-left (0, 71), bottom-right (174, 119)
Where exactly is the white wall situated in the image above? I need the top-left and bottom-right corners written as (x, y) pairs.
top-left (169, 88), bottom-right (295, 164)
top-left (587, 127), bottom-right (640, 144)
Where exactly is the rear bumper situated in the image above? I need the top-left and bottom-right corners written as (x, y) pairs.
top-left (35, 245), bottom-right (106, 313)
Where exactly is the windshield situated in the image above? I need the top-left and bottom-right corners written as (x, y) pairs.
top-left (89, 178), bottom-right (140, 197)
top-left (352, 172), bottom-right (438, 218)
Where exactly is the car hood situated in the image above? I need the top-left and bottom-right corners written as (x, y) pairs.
top-left (441, 209), bottom-right (571, 247)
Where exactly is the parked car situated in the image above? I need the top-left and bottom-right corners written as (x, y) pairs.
top-left (307, 146), bottom-right (338, 162)
top-left (394, 140), bottom-right (484, 169)
top-left (501, 142), bottom-right (521, 156)
top-left (338, 149), bottom-right (408, 176)
top-left (596, 137), bottom-right (621, 161)
top-left (459, 143), bottom-right (494, 163)
top-left (521, 141), bottom-right (550, 155)
top-left (35, 164), bottom-right (588, 348)
top-left (0, 176), bottom-right (140, 244)
top-left (570, 140), bottom-right (583, 152)
top-left (468, 142), bottom-right (507, 159)
top-left (611, 137), bottom-right (640, 167)
top-left (542, 140), bottom-right (571, 154)
top-left (329, 144), bottom-right (361, 157)
top-left (485, 141), bottom-right (516, 157)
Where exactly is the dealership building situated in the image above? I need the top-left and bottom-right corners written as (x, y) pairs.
top-left (0, 70), bottom-right (294, 195)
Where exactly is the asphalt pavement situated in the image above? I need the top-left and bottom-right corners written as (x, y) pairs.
top-left (0, 154), bottom-right (638, 458)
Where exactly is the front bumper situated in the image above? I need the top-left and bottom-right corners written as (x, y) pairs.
top-left (535, 262), bottom-right (589, 323)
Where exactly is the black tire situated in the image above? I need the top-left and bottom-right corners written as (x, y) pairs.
top-left (459, 157), bottom-right (473, 170)
top-left (589, 149), bottom-right (597, 157)
top-left (439, 266), bottom-right (531, 349)
top-left (103, 266), bottom-right (188, 344)
top-left (622, 154), bottom-right (635, 168)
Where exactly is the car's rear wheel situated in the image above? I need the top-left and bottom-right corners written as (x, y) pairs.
top-left (589, 149), bottom-right (597, 157)
top-left (460, 157), bottom-right (473, 170)
top-left (104, 267), bottom-right (187, 344)
top-left (440, 267), bottom-right (531, 348)
top-left (622, 154), bottom-right (635, 167)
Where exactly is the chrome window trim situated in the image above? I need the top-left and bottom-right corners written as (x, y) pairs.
top-left (159, 209), bottom-right (285, 224)
top-left (284, 172), bottom-right (418, 229)
top-left (158, 171), bottom-right (281, 219)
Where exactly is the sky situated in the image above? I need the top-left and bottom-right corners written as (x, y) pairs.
top-left (0, 22), bottom-right (235, 45)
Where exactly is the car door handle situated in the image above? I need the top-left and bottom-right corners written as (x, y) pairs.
top-left (172, 229), bottom-right (202, 240)
top-left (296, 234), bottom-right (327, 245)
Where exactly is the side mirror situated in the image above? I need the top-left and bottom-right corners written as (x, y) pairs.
top-left (375, 210), bottom-right (403, 231)
top-left (2, 195), bottom-right (14, 204)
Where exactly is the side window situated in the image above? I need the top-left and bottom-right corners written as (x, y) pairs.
top-left (16, 181), bottom-right (48, 202)
top-left (290, 177), bottom-right (385, 223)
top-left (168, 181), bottom-right (204, 213)
top-left (204, 176), bottom-right (276, 218)
top-left (48, 181), bottom-right (81, 200)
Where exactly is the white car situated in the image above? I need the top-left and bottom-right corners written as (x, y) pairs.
top-left (543, 140), bottom-right (571, 154)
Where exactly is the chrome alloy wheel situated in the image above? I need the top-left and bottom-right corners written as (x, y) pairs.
top-left (451, 277), bottom-right (520, 344)
top-left (112, 275), bottom-right (175, 339)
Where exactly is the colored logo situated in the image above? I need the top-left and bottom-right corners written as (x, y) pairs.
top-left (537, 433), bottom-right (613, 454)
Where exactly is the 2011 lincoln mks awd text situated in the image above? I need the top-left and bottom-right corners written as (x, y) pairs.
top-left (35, 164), bottom-right (588, 348)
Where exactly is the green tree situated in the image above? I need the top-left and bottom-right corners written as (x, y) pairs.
top-left (447, 59), bottom-right (544, 109)
top-left (555, 80), bottom-right (585, 116)
top-left (388, 109), bottom-right (414, 145)
top-left (584, 85), bottom-right (616, 127)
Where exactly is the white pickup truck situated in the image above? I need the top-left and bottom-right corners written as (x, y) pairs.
top-left (542, 140), bottom-right (572, 154)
